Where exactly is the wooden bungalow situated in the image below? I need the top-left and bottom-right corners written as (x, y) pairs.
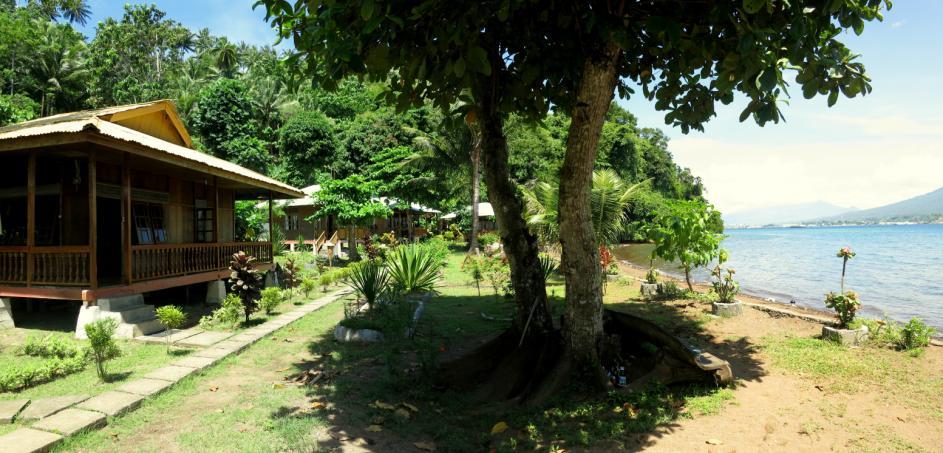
top-left (279, 184), bottom-right (439, 252)
top-left (0, 101), bottom-right (303, 335)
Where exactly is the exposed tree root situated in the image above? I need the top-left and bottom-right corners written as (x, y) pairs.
top-left (436, 309), bottom-right (733, 407)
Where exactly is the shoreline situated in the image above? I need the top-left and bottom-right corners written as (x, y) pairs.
top-left (617, 259), bottom-right (841, 325)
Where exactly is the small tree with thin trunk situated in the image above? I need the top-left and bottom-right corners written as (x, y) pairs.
top-left (84, 318), bottom-right (121, 382)
top-left (228, 252), bottom-right (263, 323)
top-left (649, 200), bottom-right (722, 291)
top-left (155, 305), bottom-right (186, 352)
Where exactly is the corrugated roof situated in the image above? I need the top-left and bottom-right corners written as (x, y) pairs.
top-left (442, 202), bottom-right (494, 219)
top-left (0, 102), bottom-right (303, 198)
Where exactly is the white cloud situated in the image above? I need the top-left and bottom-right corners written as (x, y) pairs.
top-left (810, 113), bottom-right (943, 137)
top-left (891, 20), bottom-right (905, 29)
top-left (669, 137), bottom-right (943, 214)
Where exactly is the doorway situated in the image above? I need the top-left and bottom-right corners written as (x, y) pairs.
top-left (97, 197), bottom-right (123, 285)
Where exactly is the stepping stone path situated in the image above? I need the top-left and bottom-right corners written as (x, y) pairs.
top-left (18, 395), bottom-right (90, 422)
top-left (0, 289), bottom-right (351, 453)
top-left (32, 408), bottom-right (105, 436)
top-left (0, 399), bottom-right (29, 424)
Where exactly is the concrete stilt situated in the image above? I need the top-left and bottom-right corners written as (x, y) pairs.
top-left (205, 280), bottom-right (227, 305)
top-left (0, 297), bottom-right (14, 330)
top-left (75, 295), bottom-right (162, 339)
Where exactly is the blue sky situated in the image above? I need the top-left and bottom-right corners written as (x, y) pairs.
top-left (76, 1), bottom-right (943, 213)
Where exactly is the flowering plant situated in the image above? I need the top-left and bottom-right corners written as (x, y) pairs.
top-left (645, 267), bottom-right (659, 284)
top-left (825, 291), bottom-right (860, 328)
top-left (710, 249), bottom-right (739, 303)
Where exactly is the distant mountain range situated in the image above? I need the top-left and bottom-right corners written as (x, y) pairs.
top-left (813, 186), bottom-right (943, 224)
top-left (724, 201), bottom-right (854, 227)
top-left (725, 186), bottom-right (943, 227)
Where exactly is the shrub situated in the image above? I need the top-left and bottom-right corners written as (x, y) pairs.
top-left (348, 260), bottom-right (394, 309)
top-left (229, 252), bottom-right (264, 323)
top-left (199, 294), bottom-right (244, 330)
top-left (283, 258), bottom-right (301, 292)
top-left (19, 335), bottom-right (85, 359)
top-left (539, 254), bottom-right (559, 281)
top-left (319, 272), bottom-right (334, 291)
top-left (84, 318), bottom-right (121, 382)
top-left (478, 232), bottom-right (500, 247)
top-left (898, 318), bottom-right (935, 351)
top-left (418, 236), bottom-right (450, 267)
top-left (0, 356), bottom-right (87, 392)
top-left (645, 267), bottom-right (659, 284)
top-left (483, 256), bottom-right (511, 300)
top-left (259, 287), bottom-right (284, 315)
top-left (465, 256), bottom-right (485, 296)
top-left (653, 281), bottom-right (686, 301)
top-left (386, 244), bottom-right (441, 294)
top-left (710, 250), bottom-right (739, 304)
top-left (824, 291), bottom-right (860, 329)
top-left (154, 305), bottom-right (187, 350)
top-left (301, 278), bottom-right (317, 299)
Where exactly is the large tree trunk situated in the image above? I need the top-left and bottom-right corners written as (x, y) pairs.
top-left (558, 42), bottom-right (622, 374)
top-left (477, 89), bottom-right (552, 336)
top-left (468, 132), bottom-right (481, 254)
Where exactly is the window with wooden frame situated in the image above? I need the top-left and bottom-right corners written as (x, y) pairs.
top-left (195, 208), bottom-right (214, 242)
top-left (132, 202), bottom-right (166, 245)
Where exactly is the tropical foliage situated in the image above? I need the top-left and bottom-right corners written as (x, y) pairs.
top-left (386, 244), bottom-right (441, 294)
top-left (648, 200), bottom-right (724, 291)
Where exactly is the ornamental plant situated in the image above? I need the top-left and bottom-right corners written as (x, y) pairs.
top-left (645, 267), bottom-right (659, 285)
top-left (154, 305), bottom-right (187, 351)
top-left (228, 251), bottom-right (264, 323)
top-left (84, 318), bottom-right (121, 382)
top-left (826, 246), bottom-right (860, 328)
top-left (300, 278), bottom-right (317, 299)
top-left (259, 287), bottom-right (284, 315)
top-left (347, 260), bottom-right (394, 310)
top-left (386, 244), bottom-right (441, 294)
top-left (710, 250), bottom-right (740, 304)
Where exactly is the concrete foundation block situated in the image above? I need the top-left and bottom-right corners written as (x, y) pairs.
top-left (334, 325), bottom-right (384, 343)
top-left (822, 325), bottom-right (869, 347)
top-left (76, 391), bottom-right (144, 417)
top-left (0, 297), bottom-right (15, 330)
top-left (205, 280), bottom-right (227, 306)
top-left (711, 301), bottom-right (744, 317)
top-left (32, 408), bottom-right (106, 436)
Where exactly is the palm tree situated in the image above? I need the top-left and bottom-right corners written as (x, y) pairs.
top-left (32, 22), bottom-right (87, 116)
top-left (523, 169), bottom-right (642, 247)
top-left (410, 112), bottom-right (482, 253)
top-left (213, 40), bottom-right (240, 78)
top-left (57, 0), bottom-right (91, 25)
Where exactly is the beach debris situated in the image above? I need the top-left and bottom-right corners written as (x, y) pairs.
top-left (287, 367), bottom-right (336, 386)
top-left (706, 438), bottom-right (723, 445)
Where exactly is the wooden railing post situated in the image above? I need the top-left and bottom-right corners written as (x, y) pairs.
top-left (122, 153), bottom-right (132, 284)
top-left (88, 151), bottom-right (98, 289)
top-left (26, 152), bottom-right (35, 286)
top-left (268, 191), bottom-right (274, 260)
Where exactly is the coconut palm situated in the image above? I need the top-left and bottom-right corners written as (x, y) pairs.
top-left (213, 39), bottom-right (240, 78)
top-left (524, 169), bottom-right (643, 246)
top-left (410, 111), bottom-right (481, 252)
top-left (32, 22), bottom-right (88, 116)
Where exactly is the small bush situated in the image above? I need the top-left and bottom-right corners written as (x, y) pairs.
top-left (824, 291), bottom-right (861, 328)
top-left (0, 356), bottom-right (87, 392)
top-left (898, 318), bottom-right (935, 351)
top-left (478, 232), bottom-right (500, 247)
top-left (228, 252), bottom-right (264, 323)
top-left (653, 281), bottom-right (686, 301)
top-left (259, 287), bottom-right (284, 315)
top-left (645, 268), bottom-right (659, 284)
top-left (319, 272), bottom-right (333, 291)
top-left (199, 294), bottom-right (244, 330)
top-left (19, 335), bottom-right (85, 359)
top-left (300, 278), bottom-right (317, 299)
top-left (418, 237), bottom-right (450, 267)
top-left (155, 305), bottom-right (187, 350)
top-left (84, 318), bottom-right (121, 382)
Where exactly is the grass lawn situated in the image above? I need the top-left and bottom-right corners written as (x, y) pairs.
top-left (42, 247), bottom-right (943, 451)
top-left (56, 249), bottom-right (736, 452)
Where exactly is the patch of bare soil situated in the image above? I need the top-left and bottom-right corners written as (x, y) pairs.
top-left (614, 264), bottom-right (943, 453)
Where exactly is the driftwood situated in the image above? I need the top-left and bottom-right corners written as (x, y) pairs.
top-left (603, 309), bottom-right (733, 389)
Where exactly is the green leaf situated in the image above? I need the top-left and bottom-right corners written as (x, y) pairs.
top-left (361, 0), bottom-right (375, 20)
top-left (467, 46), bottom-right (491, 75)
top-left (827, 89), bottom-right (839, 107)
top-left (743, 0), bottom-right (766, 14)
top-left (454, 57), bottom-right (466, 77)
top-left (497, 0), bottom-right (510, 21)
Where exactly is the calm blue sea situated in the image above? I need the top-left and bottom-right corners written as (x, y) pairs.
top-left (615, 224), bottom-right (943, 329)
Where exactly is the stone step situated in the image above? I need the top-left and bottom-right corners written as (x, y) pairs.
top-left (97, 295), bottom-right (145, 312)
top-left (114, 305), bottom-right (156, 324)
top-left (115, 319), bottom-right (164, 338)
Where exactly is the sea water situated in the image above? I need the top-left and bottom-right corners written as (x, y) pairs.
top-left (614, 224), bottom-right (943, 330)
